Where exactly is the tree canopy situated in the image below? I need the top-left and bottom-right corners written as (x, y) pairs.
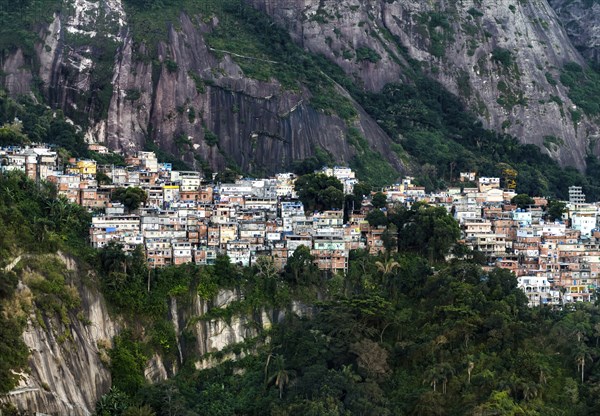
top-left (112, 187), bottom-right (148, 212)
top-left (295, 173), bottom-right (344, 212)
top-left (511, 193), bottom-right (535, 209)
top-left (96, 241), bottom-right (600, 415)
top-left (546, 199), bottom-right (567, 222)
top-left (389, 203), bottom-right (461, 262)
top-left (371, 192), bottom-right (388, 209)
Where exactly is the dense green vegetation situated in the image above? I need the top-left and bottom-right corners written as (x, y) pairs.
top-left (0, 266), bottom-right (28, 394)
top-left (0, 0), bottom-right (60, 56)
top-left (295, 173), bottom-right (345, 212)
top-left (0, 171), bottom-right (91, 394)
top-left (0, 172), bottom-right (90, 257)
top-left (346, 127), bottom-right (400, 187)
top-left (0, 91), bottom-right (89, 156)
top-left (291, 147), bottom-right (335, 176)
top-left (357, 78), bottom-right (600, 199)
top-left (560, 61), bottom-right (600, 116)
top-left (91, 203), bottom-right (600, 415)
top-left (511, 194), bottom-right (535, 209)
top-left (112, 187), bottom-right (149, 213)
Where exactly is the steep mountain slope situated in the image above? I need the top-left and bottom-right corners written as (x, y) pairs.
top-left (248, 0), bottom-right (599, 169)
top-left (0, 173), bottom-right (295, 415)
top-left (6, 254), bottom-right (117, 416)
top-left (2, 0), bottom-right (600, 179)
top-left (6, 256), bottom-right (285, 416)
top-left (549, 0), bottom-right (600, 66)
top-left (0, 0), bottom-right (404, 182)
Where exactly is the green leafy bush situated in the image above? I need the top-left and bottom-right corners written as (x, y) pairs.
top-left (356, 47), bottom-right (382, 63)
top-left (164, 59), bottom-right (179, 74)
top-left (560, 61), bottom-right (600, 115)
top-left (203, 128), bottom-right (219, 146)
top-left (491, 47), bottom-right (513, 66)
top-left (110, 333), bottom-right (148, 396)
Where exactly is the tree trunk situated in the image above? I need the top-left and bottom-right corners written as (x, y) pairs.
top-left (467, 366), bottom-right (473, 384)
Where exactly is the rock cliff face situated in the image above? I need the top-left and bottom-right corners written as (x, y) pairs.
top-left (104, 13), bottom-right (402, 174)
top-left (0, 0), bottom-right (404, 176)
top-left (2, 0), bottom-right (600, 171)
top-left (5, 255), bottom-right (292, 415)
top-left (6, 255), bottom-right (118, 416)
top-left (248, 0), bottom-right (600, 169)
top-left (549, 0), bottom-right (600, 66)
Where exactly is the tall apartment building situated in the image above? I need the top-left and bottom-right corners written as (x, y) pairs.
top-left (569, 186), bottom-right (586, 205)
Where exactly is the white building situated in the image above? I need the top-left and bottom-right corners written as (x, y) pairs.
top-left (478, 177), bottom-right (500, 192)
top-left (179, 171), bottom-right (202, 192)
top-left (275, 173), bottom-right (297, 198)
top-left (90, 215), bottom-right (141, 249)
top-left (513, 210), bottom-right (532, 227)
top-left (571, 207), bottom-right (598, 237)
top-left (569, 186), bottom-right (585, 205)
top-left (138, 151), bottom-right (159, 173)
top-left (517, 276), bottom-right (560, 307)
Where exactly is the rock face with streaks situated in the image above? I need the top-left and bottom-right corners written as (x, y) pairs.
top-left (247, 0), bottom-right (600, 169)
top-left (4, 254), bottom-right (295, 415)
top-left (7, 0), bottom-right (600, 173)
top-left (5, 254), bottom-right (118, 416)
top-left (549, 0), bottom-right (600, 66)
top-left (101, 13), bottom-right (402, 174)
top-left (0, 0), bottom-right (405, 176)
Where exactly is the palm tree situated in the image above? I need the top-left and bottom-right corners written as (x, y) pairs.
top-left (267, 355), bottom-right (292, 399)
top-left (375, 258), bottom-right (400, 275)
top-left (375, 257), bottom-right (401, 298)
top-left (593, 322), bottom-right (600, 347)
top-left (424, 363), bottom-right (453, 393)
top-left (437, 362), bottom-right (454, 394)
top-left (46, 196), bottom-right (72, 231)
top-left (423, 365), bottom-right (441, 392)
top-left (467, 360), bottom-right (475, 385)
top-left (574, 344), bottom-right (592, 384)
top-left (520, 381), bottom-right (539, 401)
top-left (264, 353), bottom-right (274, 384)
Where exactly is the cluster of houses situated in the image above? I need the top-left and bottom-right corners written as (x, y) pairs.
top-left (3, 144), bottom-right (600, 307)
top-left (0, 145), bottom-right (364, 274)
top-left (438, 181), bottom-right (600, 308)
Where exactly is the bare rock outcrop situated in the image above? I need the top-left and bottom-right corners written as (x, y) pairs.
top-left (6, 255), bottom-right (118, 416)
top-left (248, 0), bottom-right (600, 169)
top-left (549, 0), bottom-right (600, 66)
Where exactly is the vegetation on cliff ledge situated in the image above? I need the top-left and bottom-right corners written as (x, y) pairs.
top-left (86, 198), bottom-right (600, 415)
top-left (0, 171), bottom-right (91, 395)
top-left (2, 171), bottom-right (600, 415)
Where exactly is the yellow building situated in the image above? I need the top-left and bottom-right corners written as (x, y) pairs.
top-left (76, 159), bottom-right (97, 176)
top-left (219, 224), bottom-right (238, 249)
